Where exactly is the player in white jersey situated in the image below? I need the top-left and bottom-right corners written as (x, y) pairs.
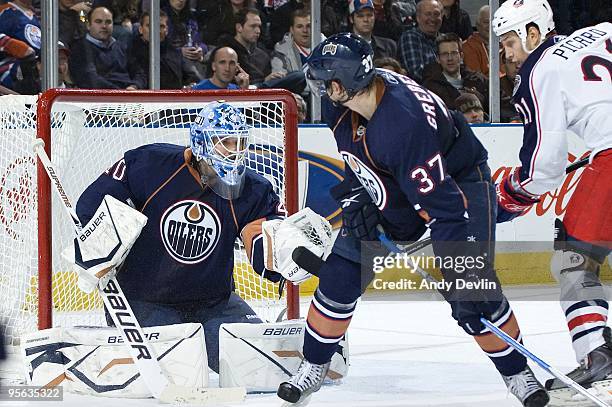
top-left (493, 0), bottom-right (612, 393)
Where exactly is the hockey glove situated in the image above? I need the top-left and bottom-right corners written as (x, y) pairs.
top-left (262, 208), bottom-right (333, 284)
top-left (330, 181), bottom-right (381, 242)
top-left (446, 278), bottom-right (505, 335)
top-left (496, 169), bottom-right (540, 223)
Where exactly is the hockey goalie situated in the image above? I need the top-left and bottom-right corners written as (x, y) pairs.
top-left (22, 102), bottom-right (347, 397)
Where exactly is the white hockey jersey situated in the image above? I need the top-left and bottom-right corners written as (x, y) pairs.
top-left (512, 22), bottom-right (612, 196)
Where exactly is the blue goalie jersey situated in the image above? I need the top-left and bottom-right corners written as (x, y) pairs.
top-left (324, 69), bottom-right (488, 243)
top-left (76, 143), bottom-right (283, 305)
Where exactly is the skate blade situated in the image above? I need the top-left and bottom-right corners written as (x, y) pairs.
top-left (280, 394), bottom-right (312, 407)
top-left (548, 380), bottom-right (612, 407)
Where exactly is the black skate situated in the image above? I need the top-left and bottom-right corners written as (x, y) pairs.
top-left (546, 329), bottom-right (612, 391)
top-left (277, 359), bottom-right (330, 404)
top-left (503, 365), bottom-right (550, 407)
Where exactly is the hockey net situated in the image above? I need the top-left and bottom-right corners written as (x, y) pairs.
top-left (0, 89), bottom-right (299, 359)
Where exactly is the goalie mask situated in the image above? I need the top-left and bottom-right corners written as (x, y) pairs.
top-left (190, 102), bottom-right (250, 199)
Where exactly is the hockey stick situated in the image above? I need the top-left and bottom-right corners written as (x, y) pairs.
top-left (566, 156), bottom-right (589, 174)
top-left (481, 319), bottom-right (608, 407)
top-left (291, 236), bottom-right (433, 277)
top-left (32, 139), bottom-right (246, 405)
top-left (378, 233), bottom-right (609, 407)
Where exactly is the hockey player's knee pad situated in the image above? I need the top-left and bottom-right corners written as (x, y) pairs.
top-left (317, 253), bottom-right (363, 304)
top-left (551, 219), bottom-right (605, 301)
top-left (551, 219), bottom-right (603, 281)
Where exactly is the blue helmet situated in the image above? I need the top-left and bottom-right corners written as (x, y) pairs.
top-left (190, 102), bottom-right (250, 199)
top-left (305, 32), bottom-right (375, 96)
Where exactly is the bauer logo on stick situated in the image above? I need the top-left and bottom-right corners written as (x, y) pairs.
top-left (160, 200), bottom-right (221, 264)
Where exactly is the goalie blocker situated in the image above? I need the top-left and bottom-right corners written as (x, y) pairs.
top-left (62, 194), bottom-right (147, 293)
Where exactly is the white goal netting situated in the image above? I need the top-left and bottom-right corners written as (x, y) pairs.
top-left (0, 91), bottom-right (298, 352)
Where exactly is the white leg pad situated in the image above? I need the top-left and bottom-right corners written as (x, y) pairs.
top-left (21, 323), bottom-right (208, 398)
top-left (219, 320), bottom-right (349, 392)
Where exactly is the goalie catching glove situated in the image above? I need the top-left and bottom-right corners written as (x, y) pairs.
top-left (262, 208), bottom-right (333, 284)
top-left (62, 195), bottom-right (147, 293)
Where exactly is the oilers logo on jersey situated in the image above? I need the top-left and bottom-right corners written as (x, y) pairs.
top-left (24, 24), bottom-right (40, 49)
top-left (340, 151), bottom-right (387, 210)
top-left (160, 200), bottom-right (221, 264)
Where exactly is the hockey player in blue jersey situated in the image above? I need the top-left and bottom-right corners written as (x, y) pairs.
top-left (69, 102), bottom-right (293, 373)
top-left (276, 33), bottom-right (549, 406)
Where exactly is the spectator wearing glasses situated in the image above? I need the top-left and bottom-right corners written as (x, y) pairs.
top-left (422, 32), bottom-right (488, 111)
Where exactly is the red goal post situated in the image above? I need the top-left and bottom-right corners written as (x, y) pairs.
top-left (34, 88), bottom-right (300, 332)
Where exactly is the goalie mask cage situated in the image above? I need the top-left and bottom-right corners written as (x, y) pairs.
top-left (0, 88), bottom-right (299, 351)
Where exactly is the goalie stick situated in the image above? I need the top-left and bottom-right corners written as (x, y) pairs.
top-left (32, 139), bottom-right (246, 405)
top-left (377, 233), bottom-right (609, 407)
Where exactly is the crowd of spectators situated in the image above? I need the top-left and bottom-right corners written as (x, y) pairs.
top-left (1, 0), bottom-right (610, 123)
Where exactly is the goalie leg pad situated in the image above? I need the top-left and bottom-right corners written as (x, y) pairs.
top-left (21, 323), bottom-right (208, 398)
top-left (218, 320), bottom-right (348, 393)
top-left (195, 293), bottom-right (262, 374)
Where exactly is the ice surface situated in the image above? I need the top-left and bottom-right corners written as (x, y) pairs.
top-left (0, 286), bottom-right (586, 407)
